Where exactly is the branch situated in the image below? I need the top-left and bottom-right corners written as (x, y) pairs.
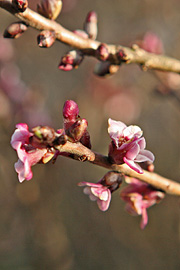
top-left (54, 140), bottom-right (180, 196)
top-left (1, 1), bottom-right (180, 73)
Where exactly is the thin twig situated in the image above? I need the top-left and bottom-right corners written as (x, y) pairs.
top-left (54, 140), bottom-right (180, 196)
top-left (0, 1), bottom-right (180, 73)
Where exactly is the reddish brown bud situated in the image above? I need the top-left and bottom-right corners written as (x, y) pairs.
top-left (66, 118), bottom-right (88, 142)
top-left (96, 43), bottom-right (109, 61)
top-left (37, 0), bottom-right (62, 20)
top-left (3, 22), bottom-right (28, 39)
top-left (117, 49), bottom-right (129, 62)
top-left (37, 30), bottom-right (56, 48)
top-left (84, 11), bottom-right (98, 40)
top-left (13, 0), bottom-right (28, 12)
top-left (58, 50), bottom-right (84, 71)
top-left (101, 171), bottom-right (123, 192)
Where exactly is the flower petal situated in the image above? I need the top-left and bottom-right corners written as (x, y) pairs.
top-left (135, 150), bottom-right (155, 163)
top-left (123, 157), bottom-right (143, 174)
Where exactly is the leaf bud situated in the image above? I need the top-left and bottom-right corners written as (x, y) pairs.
top-left (37, 0), bottom-right (62, 20)
top-left (84, 11), bottom-right (98, 40)
top-left (58, 50), bottom-right (84, 71)
top-left (37, 30), bottom-right (56, 48)
top-left (3, 22), bottom-right (28, 39)
top-left (96, 43), bottom-right (109, 61)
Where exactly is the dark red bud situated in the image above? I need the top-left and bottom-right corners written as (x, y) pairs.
top-left (13, 0), bottom-right (28, 12)
top-left (63, 100), bottom-right (79, 120)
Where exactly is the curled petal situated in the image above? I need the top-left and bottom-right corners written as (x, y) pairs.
top-left (135, 150), bottom-right (155, 163)
top-left (123, 157), bottom-right (143, 174)
top-left (125, 143), bottom-right (140, 160)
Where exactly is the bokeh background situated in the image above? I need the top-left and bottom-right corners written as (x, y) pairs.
top-left (0, 0), bottom-right (180, 269)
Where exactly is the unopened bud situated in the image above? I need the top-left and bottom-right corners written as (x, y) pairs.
top-left (73, 29), bottom-right (89, 39)
top-left (96, 43), bottom-right (109, 61)
top-left (58, 50), bottom-right (84, 71)
top-left (94, 61), bottom-right (119, 77)
top-left (37, 0), bottom-right (62, 20)
top-left (3, 22), bottom-right (28, 39)
top-left (13, 0), bottom-right (28, 12)
top-left (63, 100), bottom-right (79, 120)
top-left (117, 49), bottom-right (129, 63)
top-left (37, 30), bottom-right (56, 48)
top-left (32, 126), bottom-right (56, 145)
top-left (66, 118), bottom-right (88, 142)
top-left (101, 171), bottom-right (123, 192)
top-left (84, 11), bottom-right (98, 40)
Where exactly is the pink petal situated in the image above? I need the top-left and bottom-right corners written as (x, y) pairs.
top-left (135, 150), bottom-right (155, 163)
top-left (140, 207), bottom-right (148, 229)
top-left (137, 137), bottom-right (146, 149)
top-left (123, 157), bottom-right (143, 174)
top-left (97, 190), bottom-right (111, 211)
top-left (125, 143), bottom-right (140, 160)
top-left (123, 125), bottom-right (142, 139)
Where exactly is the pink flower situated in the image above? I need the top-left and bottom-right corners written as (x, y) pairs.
top-left (11, 123), bottom-right (49, 182)
top-left (78, 182), bottom-right (111, 211)
top-left (108, 118), bottom-right (154, 174)
top-left (78, 171), bottom-right (123, 211)
top-left (120, 178), bottom-right (165, 229)
top-left (141, 32), bottom-right (164, 54)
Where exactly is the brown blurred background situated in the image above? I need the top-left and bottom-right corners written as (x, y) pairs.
top-left (0, 0), bottom-right (180, 269)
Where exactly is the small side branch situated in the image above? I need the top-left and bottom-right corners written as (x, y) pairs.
top-left (0, 2), bottom-right (180, 73)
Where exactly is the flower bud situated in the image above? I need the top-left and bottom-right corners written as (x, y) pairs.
top-left (94, 61), bottom-right (119, 77)
top-left (96, 43), bottom-right (109, 61)
top-left (84, 11), bottom-right (98, 40)
top-left (101, 171), bottom-right (123, 192)
top-left (3, 22), bottom-right (28, 39)
top-left (12, 0), bottom-right (28, 12)
top-left (37, 0), bottom-right (62, 20)
top-left (63, 100), bottom-right (79, 121)
top-left (37, 30), bottom-right (56, 48)
top-left (58, 50), bottom-right (84, 71)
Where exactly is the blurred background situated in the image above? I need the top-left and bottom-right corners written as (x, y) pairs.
top-left (0, 0), bottom-right (180, 269)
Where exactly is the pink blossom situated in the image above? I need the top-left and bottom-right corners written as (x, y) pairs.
top-left (11, 123), bottom-right (48, 182)
top-left (108, 119), bottom-right (154, 174)
top-left (120, 178), bottom-right (165, 229)
top-left (78, 171), bottom-right (123, 211)
top-left (141, 32), bottom-right (164, 54)
top-left (78, 182), bottom-right (111, 211)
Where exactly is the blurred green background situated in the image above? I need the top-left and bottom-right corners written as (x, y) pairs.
top-left (0, 0), bottom-right (180, 269)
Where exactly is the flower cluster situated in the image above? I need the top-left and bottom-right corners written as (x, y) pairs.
top-left (10, 100), bottom-right (163, 229)
top-left (120, 177), bottom-right (165, 229)
top-left (108, 118), bottom-right (154, 174)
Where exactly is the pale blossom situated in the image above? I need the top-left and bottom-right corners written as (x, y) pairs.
top-left (108, 119), bottom-right (154, 174)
